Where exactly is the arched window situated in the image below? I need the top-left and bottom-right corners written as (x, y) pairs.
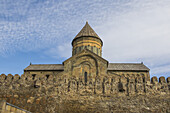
top-left (91, 46), bottom-right (93, 51)
top-left (88, 45), bottom-right (90, 50)
top-left (46, 75), bottom-right (50, 80)
top-left (79, 46), bottom-right (81, 52)
top-left (84, 72), bottom-right (87, 84)
top-left (77, 47), bottom-right (79, 53)
top-left (94, 46), bottom-right (96, 54)
top-left (75, 48), bottom-right (77, 54)
top-left (118, 82), bottom-right (125, 92)
top-left (32, 74), bottom-right (36, 80)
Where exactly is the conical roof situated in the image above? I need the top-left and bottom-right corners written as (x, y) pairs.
top-left (74, 21), bottom-right (101, 40)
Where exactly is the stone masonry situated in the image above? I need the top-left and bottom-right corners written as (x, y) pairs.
top-left (0, 22), bottom-right (170, 113)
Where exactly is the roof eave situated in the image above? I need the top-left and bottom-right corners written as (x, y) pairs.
top-left (71, 36), bottom-right (103, 46)
top-left (107, 69), bottom-right (150, 72)
top-left (24, 69), bottom-right (64, 71)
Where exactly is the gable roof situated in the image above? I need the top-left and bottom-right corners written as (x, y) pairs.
top-left (108, 63), bottom-right (150, 71)
top-left (24, 64), bottom-right (64, 71)
top-left (24, 63), bottom-right (149, 72)
top-left (63, 48), bottom-right (108, 65)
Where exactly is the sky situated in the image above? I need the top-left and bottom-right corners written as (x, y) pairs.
top-left (0, 0), bottom-right (170, 78)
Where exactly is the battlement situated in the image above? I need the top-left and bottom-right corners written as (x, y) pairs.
top-left (0, 73), bottom-right (169, 112)
top-left (0, 73), bottom-right (169, 95)
top-left (1, 73), bottom-right (169, 83)
top-left (151, 76), bottom-right (170, 84)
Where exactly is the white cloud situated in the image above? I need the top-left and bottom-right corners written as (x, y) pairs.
top-left (0, 0), bottom-right (170, 76)
top-left (44, 43), bottom-right (72, 59)
top-left (95, 0), bottom-right (170, 77)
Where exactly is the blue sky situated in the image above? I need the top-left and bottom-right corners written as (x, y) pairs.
top-left (0, 0), bottom-right (170, 78)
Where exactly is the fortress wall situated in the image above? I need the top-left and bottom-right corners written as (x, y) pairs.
top-left (0, 73), bottom-right (169, 96)
top-left (0, 73), bottom-right (169, 113)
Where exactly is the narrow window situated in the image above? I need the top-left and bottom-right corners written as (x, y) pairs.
top-left (79, 47), bottom-right (81, 51)
top-left (75, 48), bottom-right (76, 54)
top-left (118, 82), bottom-right (125, 92)
top-left (111, 78), bottom-right (114, 83)
top-left (32, 74), bottom-right (36, 80)
top-left (91, 46), bottom-right (93, 51)
top-left (88, 45), bottom-right (90, 49)
top-left (46, 75), bottom-right (50, 80)
top-left (77, 47), bottom-right (78, 53)
top-left (84, 72), bottom-right (87, 84)
top-left (94, 46), bottom-right (96, 54)
top-left (143, 77), bottom-right (145, 83)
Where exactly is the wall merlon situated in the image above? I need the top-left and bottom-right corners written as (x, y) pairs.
top-left (159, 76), bottom-right (166, 84)
top-left (0, 74), bottom-right (6, 81)
top-left (13, 74), bottom-right (20, 81)
top-left (151, 76), bottom-right (158, 84)
top-left (7, 74), bottom-right (13, 81)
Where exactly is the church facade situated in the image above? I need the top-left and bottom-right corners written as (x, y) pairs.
top-left (24, 22), bottom-right (150, 88)
top-left (0, 22), bottom-right (170, 113)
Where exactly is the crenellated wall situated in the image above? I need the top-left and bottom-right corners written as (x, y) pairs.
top-left (0, 73), bottom-right (169, 113)
top-left (0, 74), bottom-right (169, 95)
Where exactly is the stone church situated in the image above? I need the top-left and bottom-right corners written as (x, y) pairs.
top-left (0, 22), bottom-right (169, 113)
top-left (24, 22), bottom-right (150, 85)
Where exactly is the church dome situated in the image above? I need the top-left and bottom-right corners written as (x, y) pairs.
top-left (72, 22), bottom-right (103, 56)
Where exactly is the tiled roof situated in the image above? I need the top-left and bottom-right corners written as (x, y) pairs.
top-left (107, 63), bottom-right (150, 71)
top-left (74, 21), bottom-right (100, 40)
top-left (24, 64), bottom-right (64, 71)
top-left (24, 63), bottom-right (149, 71)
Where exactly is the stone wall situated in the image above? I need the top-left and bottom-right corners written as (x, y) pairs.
top-left (0, 73), bottom-right (169, 113)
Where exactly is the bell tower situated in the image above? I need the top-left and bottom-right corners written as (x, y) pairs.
top-left (72, 22), bottom-right (103, 56)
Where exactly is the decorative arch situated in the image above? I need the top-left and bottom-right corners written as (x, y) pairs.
top-left (79, 61), bottom-right (93, 67)
top-left (75, 54), bottom-right (99, 76)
